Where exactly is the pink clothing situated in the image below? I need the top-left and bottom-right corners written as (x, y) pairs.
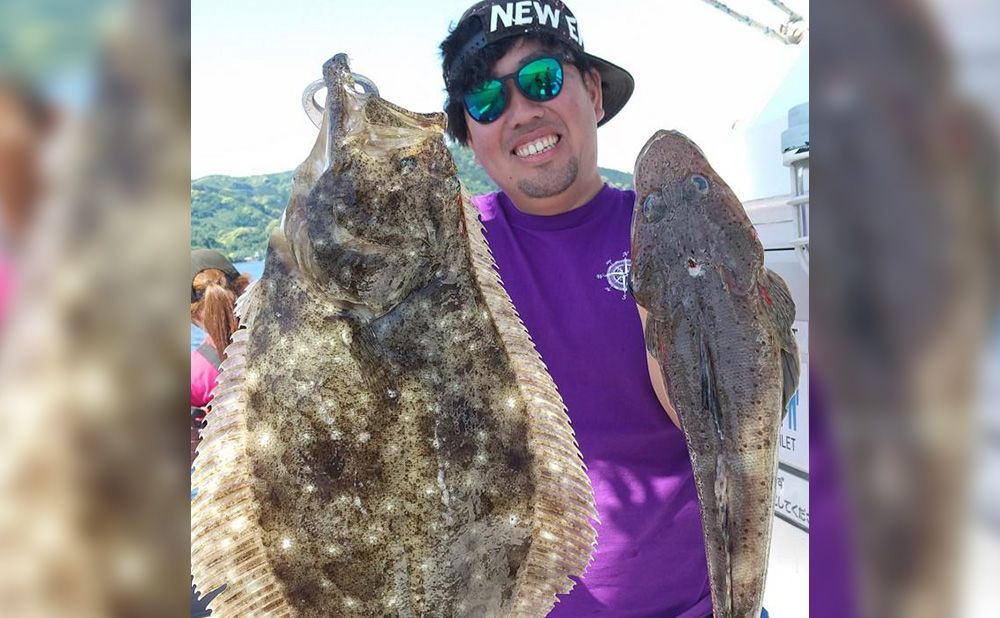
top-left (0, 255), bottom-right (14, 329)
top-left (191, 342), bottom-right (221, 408)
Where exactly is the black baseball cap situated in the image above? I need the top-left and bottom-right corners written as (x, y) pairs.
top-left (191, 249), bottom-right (240, 287)
top-left (444, 0), bottom-right (634, 127)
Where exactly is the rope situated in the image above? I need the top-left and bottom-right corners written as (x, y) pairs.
top-left (700, 0), bottom-right (806, 45)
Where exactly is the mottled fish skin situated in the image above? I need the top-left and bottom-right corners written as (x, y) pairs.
top-left (629, 130), bottom-right (799, 618)
top-left (190, 54), bottom-right (597, 617)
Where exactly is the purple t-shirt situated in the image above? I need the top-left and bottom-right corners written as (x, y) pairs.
top-left (475, 185), bottom-right (712, 618)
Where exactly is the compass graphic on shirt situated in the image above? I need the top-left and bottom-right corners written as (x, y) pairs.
top-left (596, 251), bottom-right (631, 300)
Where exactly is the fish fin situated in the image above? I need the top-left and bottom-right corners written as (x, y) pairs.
top-left (234, 276), bottom-right (264, 328)
top-left (762, 269), bottom-right (800, 415)
top-left (761, 269), bottom-right (796, 333)
top-left (699, 328), bottom-right (723, 438)
top-left (700, 329), bottom-right (734, 615)
top-left (460, 186), bottom-right (597, 616)
top-left (781, 348), bottom-right (799, 420)
top-left (191, 328), bottom-right (295, 617)
top-left (643, 315), bottom-right (659, 356)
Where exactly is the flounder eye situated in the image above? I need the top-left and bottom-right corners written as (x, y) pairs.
top-left (642, 193), bottom-right (665, 223)
top-left (690, 174), bottom-right (709, 194)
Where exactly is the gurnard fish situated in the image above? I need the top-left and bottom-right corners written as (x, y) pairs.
top-left (190, 54), bottom-right (597, 617)
top-left (629, 130), bottom-right (799, 618)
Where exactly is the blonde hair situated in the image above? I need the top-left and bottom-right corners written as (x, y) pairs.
top-left (191, 268), bottom-right (250, 361)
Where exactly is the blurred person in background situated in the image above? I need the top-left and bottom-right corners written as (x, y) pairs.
top-left (190, 249), bottom-right (246, 616)
top-left (0, 70), bottom-right (56, 328)
top-left (190, 248), bottom-right (249, 462)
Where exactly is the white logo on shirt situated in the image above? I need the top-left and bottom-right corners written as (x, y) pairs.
top-left (596, 251), bottom-right (631, 300)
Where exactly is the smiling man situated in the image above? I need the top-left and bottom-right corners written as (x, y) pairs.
top-left (439, 2), bottom-right (721, 617)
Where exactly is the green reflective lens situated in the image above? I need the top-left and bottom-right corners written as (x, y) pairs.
top-left (464, 79), bottom-right (506, 123)
top-left (463, 56), bottom-right (565, 124)
top-left (517, 57), bottom-right (563, 101)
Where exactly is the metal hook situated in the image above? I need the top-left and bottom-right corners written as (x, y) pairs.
top-left (301, 73), bottom-right (380, 129)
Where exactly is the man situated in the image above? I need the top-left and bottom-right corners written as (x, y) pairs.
top-left (439, 2), bottom-right (720, 616)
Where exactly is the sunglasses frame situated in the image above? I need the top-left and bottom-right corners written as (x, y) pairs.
top-left (463, 55), bottom-right (567, 125)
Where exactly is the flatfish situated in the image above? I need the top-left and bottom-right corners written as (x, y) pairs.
top-left (629, 130), bottom-right (799, 618)
top-left (190, 54), bottom-right (597, 617)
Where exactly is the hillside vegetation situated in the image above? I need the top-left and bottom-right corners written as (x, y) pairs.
top-left (192, 145), bottom-right (633, 261)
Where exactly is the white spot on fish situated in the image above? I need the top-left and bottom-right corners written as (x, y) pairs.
top-left (341, 329), bottom-right (352, 345)
top-left (218, 442), bottom-right (237, 462)
top-left (281, 538), bottom-right (292, 551)
top-left (540, 530), bottom-right (556, 541)
top-left (305, 484), bottom-right (315, 493)
top-left (230, 516), bottom-right (248, 532)
top-left (687, 258), bottom-right (704, 277)
top-left (330, 429), bottom-right (343, 441)
top-left (220, 537), bottom-right (232, 549)
top-left (386, 388), bottom-right (398, 399)
top-left (505, 396), bottom-right (517, 409)
top-left (257, 432), bottom-right (271, 447)
top-left (343, 596), bottom-right (358, 609)
top-left (357, 431), bottom-right (370, 443)
top-left (244, 370), bottom-right (259, 388)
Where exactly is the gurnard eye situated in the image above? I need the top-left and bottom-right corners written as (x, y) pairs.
top-left (690, 174), bottom-right (710, 194)
top-left (642, 193), bottom-right (666, 223)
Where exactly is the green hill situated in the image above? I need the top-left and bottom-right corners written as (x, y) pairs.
top-left (192, 144), bottom-right (633, 261)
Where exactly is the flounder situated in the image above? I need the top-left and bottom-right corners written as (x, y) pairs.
top-left (629, 130), bottom-right (799, 618)
top-left (191, 54), bottom-right (597, 617)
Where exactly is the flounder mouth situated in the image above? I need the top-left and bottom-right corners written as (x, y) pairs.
top-left (323, 56), bottom-right (445, 156)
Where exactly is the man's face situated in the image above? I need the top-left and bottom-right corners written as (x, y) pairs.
top-left (464, 39), bottom-right (604, 210)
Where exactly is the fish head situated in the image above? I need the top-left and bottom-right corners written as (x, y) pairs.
top-left (281, 54), bottom-right (462, 315)
top-left (630, 130), bottom-right (763, 315)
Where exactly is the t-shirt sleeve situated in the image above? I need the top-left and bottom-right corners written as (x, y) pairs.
top-left (191, 349), bottom-right (221, 408)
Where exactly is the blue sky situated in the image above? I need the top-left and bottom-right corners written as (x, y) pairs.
top-left (193, 0), bottom-right (808, 199)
